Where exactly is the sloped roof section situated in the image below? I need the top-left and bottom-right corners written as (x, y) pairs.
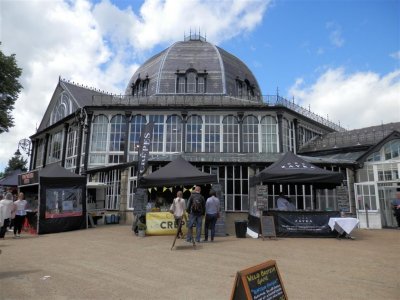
top-left (0, 169), bottom-right (23, 186)
top-left (37, 79), bottom-right (108, 132)
top-left (300, 122), bottom-right (400, 152)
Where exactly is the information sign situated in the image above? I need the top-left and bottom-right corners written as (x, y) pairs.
top-left (231, 260), bottom-right (287, 300)
top-left (261, 216), bottom-right (276, 239)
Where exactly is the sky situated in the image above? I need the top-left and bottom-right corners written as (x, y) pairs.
top-left (0, 0), bottom-right (399, 171)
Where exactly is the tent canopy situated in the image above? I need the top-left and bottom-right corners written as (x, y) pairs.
top-left (250, 152), bottom-right (343, 188)
top-left (39, 163), bottom-right (86, 186)
top-left (138, 156), bottom-right (218, 188)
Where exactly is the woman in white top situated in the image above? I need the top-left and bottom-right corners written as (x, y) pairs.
top-left (13, 192), bottom-right (27, 238)
top-left (170, 191), bottom-right (186, 238)
top-left (0, 193), bottom-right (15, 238)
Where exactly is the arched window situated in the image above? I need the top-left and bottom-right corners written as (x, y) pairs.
top-left (243, 115), bottom-right (259, 152)
top-left (186, 115), bottom-right (203, 152)
top-left (91, 115), bottom-right (109, 152)
top-left (166, 115), bottom-right (182, 152)
top-left (187, 72), bottom-right (196, 93)
top-left (223, 116), bottom-right (239, 153)
top-left (260, 116), bottom-right (277, 153)
top-left (177, 75), bottom-right (185, 93)
top-left (176, 69), bottom-right (207, 94)
top-left (65, 126), bottom-right (79, 169)
top-left (149, 115), bottom-right (164, 152)
top-left (204, 115), bottom-right (220, 153)
top-left (51, 93), bottom-right (71, 125)
top-left (109, 115), bottom-right (126, 152)
top-left (282, 118), bottom-right (293, 152)
top-left (129, 115), bottom-right (147, 152)
top-left (198, 76), bottom-right (206, 93)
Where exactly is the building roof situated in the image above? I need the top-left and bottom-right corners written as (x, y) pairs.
top-left (299, 122), bottom-right (400, 153)
top-left (125, 36), bottom-right (262, 102)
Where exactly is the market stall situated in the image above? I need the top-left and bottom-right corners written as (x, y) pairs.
top-left (135, 156), bottom-right (219, 235)
top-left (249, 151), bottom-right (344, 237)
top-left (18, 164), bottom-right (87, 234)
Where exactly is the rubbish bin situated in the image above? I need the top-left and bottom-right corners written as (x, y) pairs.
top-left (235, 220), bottom-right (247, 238)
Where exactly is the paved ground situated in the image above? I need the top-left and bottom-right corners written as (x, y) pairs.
top-left (0, 225), bottom-right (399, 300)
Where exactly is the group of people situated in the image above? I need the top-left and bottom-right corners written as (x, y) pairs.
top-left (169, 186), bottom-right (220, 243)
top-left (0, 191), bottom-right (28, 239)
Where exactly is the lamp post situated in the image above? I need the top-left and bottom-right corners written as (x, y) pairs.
top-left (15, 138), bottom-right (32, 157)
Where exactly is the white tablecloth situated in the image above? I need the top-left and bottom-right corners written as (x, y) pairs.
top-left (328, 217), bottom-right (359, 235)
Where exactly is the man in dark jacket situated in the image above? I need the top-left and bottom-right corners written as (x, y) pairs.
top-left (186, 186), bottom-right (205, 243)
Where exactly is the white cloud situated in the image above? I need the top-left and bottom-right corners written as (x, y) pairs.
top-left (93, 0), bottom-right (269, 52)
top-left (326, 22), bottom-right (344, 48)
top-left (390, 51), bottom-right (400, 60)
top-left (289, 68), bottom-right (400, 130)
top-left (0, 0), bottom-right (269, 171)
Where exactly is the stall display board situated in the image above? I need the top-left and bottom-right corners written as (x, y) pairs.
top-left (230, 260), bottom-right (287, 300)
top-left (256, 185), bottom-right (268, 210)
top-left (261, 216), bottom-right (276, 240)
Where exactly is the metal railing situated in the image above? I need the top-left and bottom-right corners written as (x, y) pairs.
top-left (90, 93), bottom-right (345, 132)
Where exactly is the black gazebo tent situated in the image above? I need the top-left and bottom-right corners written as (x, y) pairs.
top-left (250, 151), bottom-right (343, 188)
top-left (138, 156), bottom-right (218, 188)
top-left (19, 164), bottom-right (87, 234)
top-left (249, 152), bottom-right (344, 237)
top-left (39, 164), bottom-right (87, 234)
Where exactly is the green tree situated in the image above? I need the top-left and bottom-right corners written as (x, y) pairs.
top-left (4, 154), bottom-right (27, 174)
top-left (0, 45), bottom-right (23, 133)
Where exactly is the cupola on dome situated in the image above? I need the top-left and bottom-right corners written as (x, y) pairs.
top-left (125, 34), bottom-right (262, 103)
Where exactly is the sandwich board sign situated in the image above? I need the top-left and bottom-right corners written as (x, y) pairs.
top-left (230, 260), bottom-right (287, 300)
top-left (261, 216), bottom-right (277, 240)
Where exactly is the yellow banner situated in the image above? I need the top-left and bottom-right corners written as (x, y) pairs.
top-left (146, 212), bottom-right (189, 236)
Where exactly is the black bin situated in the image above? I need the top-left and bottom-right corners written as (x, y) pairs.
top-left (235, 220), bottom-right (247, 238)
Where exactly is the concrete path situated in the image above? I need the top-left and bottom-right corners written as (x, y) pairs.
top-left (0, 226), bottom-right (399, 299)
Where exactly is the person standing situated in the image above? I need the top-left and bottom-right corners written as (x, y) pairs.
top-left (13, 192), bottom-right (28, 238)
top-left (170, 191), bottom-right (186, 238)
top-left (0, 193), bottom-right (15, 239)
top-left (276, 193), bottom-right (290, 211)
top-left (391, 191), bottom-right (400, 228)
top-left (204, 190), bottom-right (220, 242)
top-left (186, 186), bottom-right (205, 243)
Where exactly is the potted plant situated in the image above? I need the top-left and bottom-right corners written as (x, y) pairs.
top-left (138, 222), bottom-right (147, 237)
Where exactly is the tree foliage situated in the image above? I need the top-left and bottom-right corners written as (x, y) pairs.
top-left (4, 154), bottom-right (27, 174)
top-left (0, 45), bottom-right (23, 133)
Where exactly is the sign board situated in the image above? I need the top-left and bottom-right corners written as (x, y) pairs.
top-left (256, 185), bottom-right (268, 210)
top-left (231, 260), bottom-right (287, 300)
top-left (18, 170), bottom-right (39, 186)
top-left (261, 216), bottom-right (276, 239)
top-left (336, 186), bottom-right (349, 212)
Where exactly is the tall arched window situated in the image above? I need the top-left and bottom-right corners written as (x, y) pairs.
top-left (186, 115), bottom-right (203, 152)
top-left (204, 115), bottom-right (220, 153)
top-left (109, 115), bottom-right (126, 152)
top-left (51, 93), bottom-right (71, 125)
top-left (282, 118), bottom-right (293, 152)
top-left (149, 115), bottom-right (164, 152)
top-left (187, 72), bottom-right (196, 93)
top-left (91, 115), bottom-right (109, 152)
top-left (260, 116), bottom-right (277, 153)
top-left (166, 115), bottom-right (182, 152)
top-left (129, 115), bottom-right (147, 152)
top-left (65, 126), bottom-right (79, 169)
top-left (223, 116), bottom-right (239, 153)
top-left (243, 115), bottom-right (259, 152)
